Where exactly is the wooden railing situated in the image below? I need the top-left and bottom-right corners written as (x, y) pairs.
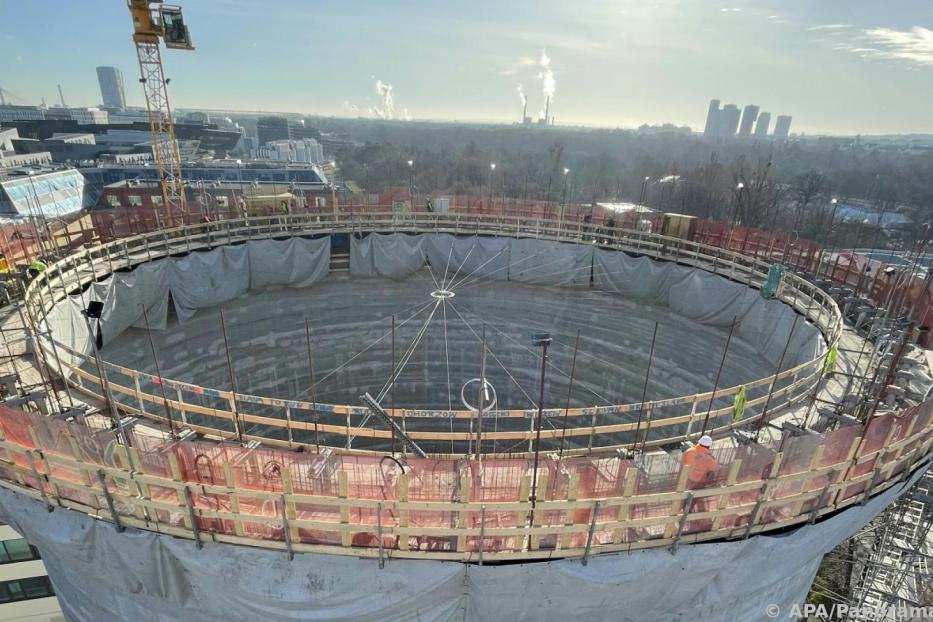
top-left (24, 213), bottom-right (843, 457)
top-left (0, 401), bottom-right (929, 562)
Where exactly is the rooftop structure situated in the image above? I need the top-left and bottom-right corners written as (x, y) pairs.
top-left (95, 66), bottom-right (126, 111)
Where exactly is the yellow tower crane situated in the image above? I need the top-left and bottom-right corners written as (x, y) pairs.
top-left (127, 1), bottom-right (194, 227)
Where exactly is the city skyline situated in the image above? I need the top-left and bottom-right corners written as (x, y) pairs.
top-left (1, 0), bottom-right (932, 135)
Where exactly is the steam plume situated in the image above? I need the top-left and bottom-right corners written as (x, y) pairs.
top-left (369, 78), bottom-right (395, 120)
top-left (538, 49), bottom-right (555, 119)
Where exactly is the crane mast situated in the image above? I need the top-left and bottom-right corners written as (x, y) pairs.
top-left (127, 1), bottom-right (193, 227)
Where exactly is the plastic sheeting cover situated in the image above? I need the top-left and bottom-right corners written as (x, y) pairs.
top-left (0, 466), bottom-right (921, 622)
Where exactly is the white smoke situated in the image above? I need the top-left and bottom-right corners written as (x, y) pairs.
top-left (517, 83), bottom-right (527, 108)
top-left (343, 100), bottom-right (360, 115)
top-left (369, 78), bottom-right (395, 120)
top-left (403, 107), bottom-right (412, 121)
top-left (537, 48), bottom-right (555, 119)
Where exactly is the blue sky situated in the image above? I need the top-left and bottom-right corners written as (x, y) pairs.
top-left (2, 0), bottom-right (932, 134)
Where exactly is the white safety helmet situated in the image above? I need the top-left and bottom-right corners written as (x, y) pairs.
top-left (697, 435), bottom-right (713, 448)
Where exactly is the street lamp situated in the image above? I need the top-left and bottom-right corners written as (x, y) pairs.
top-left (727, 182), bottom-right (746, 248)
top-left (640, 176), bottom-right (650, 205)
top-left (529, 332), bottom-right (552, 516)
top-left (488, 163), bottom-right (497, 214)
top-left (407, 160), bottom-right (415, 211)
top-left (558, 168), bottom-right (570, 233)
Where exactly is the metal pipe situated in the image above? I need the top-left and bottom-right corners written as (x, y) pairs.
top-left (141, 303), bottom-right (175, 437)
top-left (529, 338), bottom-right (550, 513)
top-left (755, 314), bottom-right (799, 439)
top-left (633, 322), bottom-right (659, 450)
top-left (558, 329), bottom-right (580, 457)
top-left (475, 324), bottom-right (487, 458)
top-left (700, 317), bottom-right (737, 436)
top-left (218, 307), bottom-right (244, 444)
top-left (305, 317), bottom-right (320, 452)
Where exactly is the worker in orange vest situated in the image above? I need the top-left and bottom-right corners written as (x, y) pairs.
top-left (683, 435), bottom-right (719, 487)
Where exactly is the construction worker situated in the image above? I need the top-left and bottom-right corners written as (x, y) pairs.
top-left (27, 259), bottom-right (48, 280)
top-left (683, 435), bottom-right (719, 488)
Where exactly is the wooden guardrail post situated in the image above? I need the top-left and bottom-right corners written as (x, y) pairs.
top-left (167, 453), bottom-right (191, 530)
top-left (456, 470), bottom-right (472, 553)
top-left (337, 470), bottom-right (350, 547)
top-left (281, 465), bottom-right (299, 547)
top-left (397, 471), bottom-right (410, 552)
top-left (561, 472), bottom-right (580, 550)
top-left (514, 474), bottom-right (532, 552)
top-left (710, 459), bottom-right (742, 532)
top-left (222, 461), bottom-right (245, 537)
top-left (664, 467), bottom-right (691, 540)
top-left (529, 470), bottom-right (549, 551)
top-left (743, 452), bottom-right (784, 539)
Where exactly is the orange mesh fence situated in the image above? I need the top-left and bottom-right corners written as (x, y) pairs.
top-left (0, 405), bottom-right (930, 555)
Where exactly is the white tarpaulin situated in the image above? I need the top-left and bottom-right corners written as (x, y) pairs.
top-left (170, 246), bottom-right (250, 323)
top-left (246, 237), bottom-right (331, 290)
top-left (43, 239), bottom-right (332, 361)
top-left (594, 248), bottom-right (824, 367)
top-left (424, 234), bottom-right (510, 284)
top-left (0, 464), bottom-right (922, 622)
top-left (508, 238), bottom-right (594, 287)
top-left (350, 233), bottom-right (426, 279)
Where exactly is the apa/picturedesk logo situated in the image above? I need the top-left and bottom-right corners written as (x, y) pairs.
top-left (766, 603), bottom-right (933, 619)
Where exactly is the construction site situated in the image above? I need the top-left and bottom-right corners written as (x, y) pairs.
top-left (0, 2), bottom-right (930, 622)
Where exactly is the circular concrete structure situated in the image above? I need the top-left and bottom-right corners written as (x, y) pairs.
top-left (29, 216), bottom-right (837, 455)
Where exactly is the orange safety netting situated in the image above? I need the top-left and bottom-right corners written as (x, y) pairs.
top-left (0, 401), bottom-right (929, 555)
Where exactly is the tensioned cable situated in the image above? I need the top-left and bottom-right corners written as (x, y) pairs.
top-left (447, 300), bottom-right (538, 408)
top-left (445, 246), bottom-right (509, 291)
top-left (440, 243), bottom-right (476, 291)
top-left (351, 299), bottom-right (442, 443)
top-left (450, 300), bottom-right (615, 406)
top-left (440, 245), bottom-right (455, 290)
top-left (311, 297), bottom-right (435, 389)
top-left (376, 300), bottom-right (441, 403)
top-left (442, 299), bottom-right (454, 453)
top-left (451, 262), bottom-right (598, 300)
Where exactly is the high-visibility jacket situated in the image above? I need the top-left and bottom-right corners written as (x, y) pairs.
top-left (683, 445), bottom-right (719, 486)
top-left (28, 260), bottom-right (48, 274)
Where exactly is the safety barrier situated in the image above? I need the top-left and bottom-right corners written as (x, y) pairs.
top-left (0, 399), bottom-right (929, 561)
top-left (25, 213), bottom-right (843, 457)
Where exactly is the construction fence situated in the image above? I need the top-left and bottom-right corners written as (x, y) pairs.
top-left (0, 397), bottom-right (930, 561)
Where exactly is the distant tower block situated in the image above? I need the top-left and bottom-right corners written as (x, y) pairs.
top-left (754, 111), bottom-right (771, 137)
top-left (704, 99), bottom-right (721, 136)
top-left (773, 115), bottom-right (793, 138)
top-left (96, 66), bottom-right (126, 110)
top-left (738, 104), bottom-right (759, 137)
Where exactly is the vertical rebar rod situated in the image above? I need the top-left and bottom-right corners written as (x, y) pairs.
top-left (475, 324), bottom-right (487, 458)
top-left (633, 322), bottom-right (659, 451)
top-left (755, 314), bottom-right (799, 438)
top-left (219, 307), bottom-right (244, 445)
top-left (529, 339), bottom-right (550, 520)
top-left (700, 317), bottom-right (737, 436)
top-left (558, 329), bottom-right (580, 458)
top-left (305, 317), bottom-right (320, 451)
top-left (391, 314), bottom-right (396, 455)
top-left (141, 303), bottom-right (175, 437)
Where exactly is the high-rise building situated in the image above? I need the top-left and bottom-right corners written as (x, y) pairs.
top-left (719, 104), bottom-right (741, 137)
top-left (95, 66), bottom-right (126, 111)
top-left (703, 99), bottom-right (721, 136)
top-left (0, 524), bottom-right (63, 621)
top-left (257, 116), bottom-right (290, 146)
top-left (754, 112), bottom-right (771, 137)
top-left (773, 115), bottom-right (793, 138)
top-left (738, 105), bottom-right (759, 137)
